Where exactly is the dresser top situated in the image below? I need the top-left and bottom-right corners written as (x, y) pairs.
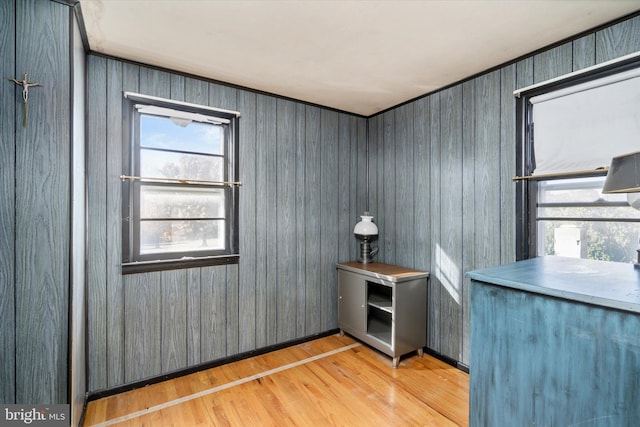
top-left (467, 256), bottom-right (640, 314)
top-left (337, 261), bottom-right (429, 282)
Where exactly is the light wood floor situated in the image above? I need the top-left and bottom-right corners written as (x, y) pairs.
top-left (83, 334), bottom-right (469, 426)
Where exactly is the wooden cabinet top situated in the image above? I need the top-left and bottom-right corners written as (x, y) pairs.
top-left (337, 261), bottom-right (429, 282)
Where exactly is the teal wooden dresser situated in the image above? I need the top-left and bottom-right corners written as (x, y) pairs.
top-left (467, 256), bottom-right (640, 426)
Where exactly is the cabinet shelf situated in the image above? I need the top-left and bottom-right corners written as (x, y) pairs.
top-left (367, 294), bottom-right (392, 313)
top-left (367, 282), bottom-right (392, 313)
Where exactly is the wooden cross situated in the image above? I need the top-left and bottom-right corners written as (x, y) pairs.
top-left (8, 72), bottom-right (43, 128)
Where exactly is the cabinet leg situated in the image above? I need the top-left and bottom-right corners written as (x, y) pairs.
top-left (392, 356), bottom-right (400, 369)
top-left (417, 348), bottom-right (424, 358)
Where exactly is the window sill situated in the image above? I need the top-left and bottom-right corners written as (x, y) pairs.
top-left (122, 254), bottom-right (239, 275)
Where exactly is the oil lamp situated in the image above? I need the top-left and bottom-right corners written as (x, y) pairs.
top-left (354, 212), bottom-right (379, 263)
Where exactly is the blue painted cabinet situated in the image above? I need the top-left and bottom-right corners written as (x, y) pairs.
top-left (468, 257), bottom-right (640, 426)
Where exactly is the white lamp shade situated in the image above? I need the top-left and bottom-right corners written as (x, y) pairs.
top-left (603, 150), bottom-right (640, 193)
top-left (354, 215), bottom-right (378, 236)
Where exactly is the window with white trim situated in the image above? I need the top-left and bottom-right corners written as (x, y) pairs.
top-left (122, 93), bottom-right (240, 273)
top-left (516, 55), bottom-right (640, 263)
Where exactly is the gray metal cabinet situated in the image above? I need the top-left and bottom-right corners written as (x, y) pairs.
top-left (337, 262), bottom-right (429, 368)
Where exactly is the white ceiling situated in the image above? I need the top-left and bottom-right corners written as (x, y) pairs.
top-left (79, 0), bottom-right (640, 116)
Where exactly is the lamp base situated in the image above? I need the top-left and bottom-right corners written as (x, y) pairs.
top-left (358, 240), bottom-right (374, 264)
top-left (357, 240), bottom-right (378, 264)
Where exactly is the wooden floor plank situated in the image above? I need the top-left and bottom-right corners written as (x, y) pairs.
top-left (83, 334), bottom-right (469, 426)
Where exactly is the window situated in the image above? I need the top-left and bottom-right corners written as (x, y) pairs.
top-left (516, 55), bottom-right (640, 263)
top-left (122, 92), bottom-right (240, 273)
top-left (536, 176), bottom-right (639, 262)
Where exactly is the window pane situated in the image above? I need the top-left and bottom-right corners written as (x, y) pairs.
top-left (140, 220), bottom-right (226, 254)
top-left (537, 177), bottom-right (640, 219)
top-left (536, 176), bottom-right (640, 264)
top-left (537, 220), bottom-right (639, 263)
top-left (140, 149), bottom-right (223, 181)
top-left (140, 186), bottom-right (225, 219)
top-left (140, 114), bottom-right (223, 155)
top-left (538, 177), bottom-right (627, 203)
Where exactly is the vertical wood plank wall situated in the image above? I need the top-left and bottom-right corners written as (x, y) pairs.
top-left (0, 0), bottom-right (17, 404)
top-left (86, 57), bottom-right (367, 391)
top-left (15, 0), bottom-right (71, 402)
top-left (86, 14), bottom-right (640, 390)
top-left (0, 0), bottom-right (71, 403)
top-left (369, 15), bottom-right (640, 365)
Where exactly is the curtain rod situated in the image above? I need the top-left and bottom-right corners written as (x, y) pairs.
top-left (512, 168), bottom-right (608, 182)
top-left (120, 175), bottom-right (242, 186)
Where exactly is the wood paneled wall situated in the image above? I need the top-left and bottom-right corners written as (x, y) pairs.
top-left (87, 14), bottom-right (640, 390)
top-left (0, 0), bottom-right (16, 403)
top-left (369, 14), bottom-right (640, 366)
top-left (86, 56), bottom-right (367, 391)
top-left (0, 0), bottom-right (71, 403)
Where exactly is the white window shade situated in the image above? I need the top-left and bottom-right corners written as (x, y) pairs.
top-left (135, 104), bottom-right (230, 125)
top-left (530, 67), bottom-right (640, 176)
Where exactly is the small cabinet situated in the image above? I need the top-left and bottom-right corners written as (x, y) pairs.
top-left (337, 262), bottom-right (429, 368)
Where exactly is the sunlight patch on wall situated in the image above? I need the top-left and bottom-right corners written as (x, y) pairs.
top-left (435, 244), bottom-right (461, 305)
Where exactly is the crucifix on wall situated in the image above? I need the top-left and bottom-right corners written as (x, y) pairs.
top-left (8, 72), bottom-right (43, 128)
